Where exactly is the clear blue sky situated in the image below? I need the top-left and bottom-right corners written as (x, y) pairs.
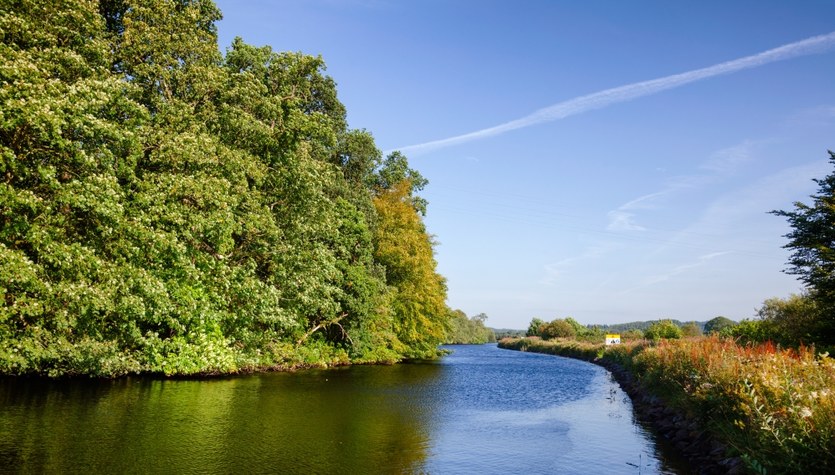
top-left (214, 0), bottom-right (835, 329)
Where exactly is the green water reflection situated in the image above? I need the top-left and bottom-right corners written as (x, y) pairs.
top-left (1, 362), bottom-right (442, 474)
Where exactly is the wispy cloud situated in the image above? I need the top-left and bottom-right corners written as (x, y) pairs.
top-left (541, 243), bottom-right (618, 286)
top-left (606, 190), bottom-right (675, 231)
top-left (606, 210), bottom-right (646, 231)
top-left (605, 139), bottom-right (766, 231)
top-left (627, 159), bottom-right (828, 262)
top-left (390, 31), bottom-right (835, 156)
top-left (700, 140), bottom-right (759, 174)
top-left (619, 251), bottom-right (732, 295)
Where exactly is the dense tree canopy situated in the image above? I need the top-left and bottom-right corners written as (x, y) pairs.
top-left (0, 0), bottom-right (451, 376)
top-left (445, 311), bottom-right (495, 344)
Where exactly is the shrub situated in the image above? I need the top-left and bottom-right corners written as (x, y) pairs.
top-left (757, 294), bottom-right (820, 346)
top-left (540, 319), bottom-right (576, 340)
top-left (723, 319), bottom-right (777, 344)
top-left (621, 329), bottom-right (644, 341)
top-left (681, 321), bottom-right (703, 337)
top-left (526, 318), bottom-right (546, 337)
top-left (704, 316), bottom-right (737, 334)
top-left (643, 319), bottom-right (682, 340)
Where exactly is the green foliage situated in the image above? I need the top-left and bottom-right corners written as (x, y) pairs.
top-left (540, 319), bottom-right (576, 340)
top-left (498, 336), bottom-right (601, 361)
top-left (756, 294), bottom-right (820, 346)
top-left (500, 336), bottom-right (835, 472)
top-left (703, 316), bottom-right (737, 334)
top-left (374, 152), bottom-right (428, 215)
top-left (526, 317), bottom-right (599, 341)
top-left (723, 319), bottom-right (777, 345)
top-left (681, 321), bottom-right (703, 337)
top-left (773, 151), bottom-right (835, 344)
top-left (445, 310), bottom-right (495, 344)
top-left (722, 295), bottom-right (820, 347)
top-left (568, 319), bottom-right (606, 343)
top-left (643, 319), bottom-right (683, 340)
top-left (526, 318), bottom-right (545, 337)
top-left (493, 328), bottom-right (526, 339)
top-left (0, 0), bottom-right (451, 376)
top-left (628, 338), bottom-right (835, 473)
top-left (620, 329), bottom-right (644, 341)
top-left (373, 180), bottom-right (450, 359)
top-left (596, 319), bottom-right (688, 333)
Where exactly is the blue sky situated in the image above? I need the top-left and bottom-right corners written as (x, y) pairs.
top-left (213, 0), bottom-right (835, 329)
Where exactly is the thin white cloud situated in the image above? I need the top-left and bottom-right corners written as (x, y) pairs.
top-left (620, 251), bottom-right (733, 295)
top-left (621, 190), bottom-right (674, 211)
top-left (682, 160), bottom-right (830, 239)
top-left (606, 210), bottom-right (646, 231)
top-left (605, 139), bottom-right (765, 232)
top-left (606, 189), bottom-right (676, 231)
top-left (390, 31), bottom-right (835, 156)
top-left (633, 159), bottom-right (829, 263)
top-left (700, 140), bottom-right (758, 174)
top-left (541, 243), bottom-right (617, 286)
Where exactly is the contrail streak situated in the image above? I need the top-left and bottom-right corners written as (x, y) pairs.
top-left (391, 31), bottom-right (835, 156)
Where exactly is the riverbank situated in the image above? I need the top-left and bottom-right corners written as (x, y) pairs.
top-left (498, 336), bottom-right (835, 474)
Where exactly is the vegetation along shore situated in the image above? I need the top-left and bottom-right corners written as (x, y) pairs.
top-left (499, 315), bottom-right (835, 474)
top-left (3, 2), bottom-right (835, 472)
top-left (0, 0), bottom-right (503, 377)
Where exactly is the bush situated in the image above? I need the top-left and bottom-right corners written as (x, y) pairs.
top-left (643, 320), bottom-right (682, 340)
top-left (540, 319), bottom-right (576, 340)
top-left (631, 337), bottom-right (835, 473)
top-left (526, 318), bottom-right (546, 337)
top-left (681, 321), bottom-right (703, 337)
top-left (723, 319), bottom-right (777, 344)
top-left (757, 294), bottom-right (820, 346)
top-left (621, 329), bottom-right (644, 341)
top-left (704, 316), bottom-right (737, 334)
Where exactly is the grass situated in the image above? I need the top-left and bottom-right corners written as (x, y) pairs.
top-left (498, 335), bottom-right (835, 473)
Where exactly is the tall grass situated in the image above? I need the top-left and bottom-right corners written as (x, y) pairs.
top-left (498, 336), bottom-right (835, 473)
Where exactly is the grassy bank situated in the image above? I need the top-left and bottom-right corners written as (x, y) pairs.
top-left (499, 336), bottom-right (835, 473)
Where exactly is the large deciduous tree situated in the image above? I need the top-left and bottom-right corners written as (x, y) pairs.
top-left (373, 179), bottom-right (449, 358)
top-left (0, 0), bottom-right (451, 376)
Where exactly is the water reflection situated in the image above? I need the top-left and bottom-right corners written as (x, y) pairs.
top-left (0, 345), bottom-right (680, 474)
top-left (1, 363), bottom-right (442, 474)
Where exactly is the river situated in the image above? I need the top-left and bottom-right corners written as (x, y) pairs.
top-left (0, 344), bottom-right (683, 474)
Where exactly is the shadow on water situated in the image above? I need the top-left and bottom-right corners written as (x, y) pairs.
top-left (1, 345), bottom-right (689, 474)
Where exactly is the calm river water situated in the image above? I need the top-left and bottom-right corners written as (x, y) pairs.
top-left (0, 344), bottom-right (683, 474)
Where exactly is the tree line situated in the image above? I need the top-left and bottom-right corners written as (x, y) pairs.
top-left (0, 0), bottom-right (451, 376)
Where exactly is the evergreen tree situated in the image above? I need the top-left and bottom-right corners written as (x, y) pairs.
top-left (773, 151), bottom-right (835, 343)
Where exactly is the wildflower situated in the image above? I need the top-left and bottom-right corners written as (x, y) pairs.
top-left (799, 407), bottom-right (813, 419)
